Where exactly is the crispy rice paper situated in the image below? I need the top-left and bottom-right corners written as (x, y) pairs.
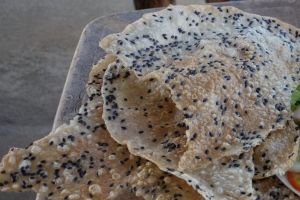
top-left (0, 56), bottom-right (203, 200)
top-left (102, 63), bottom-right (255, 199)
top-left (100, 5), bottom-right (300, 199)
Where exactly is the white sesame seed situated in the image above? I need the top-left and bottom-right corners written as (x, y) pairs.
top-left (39, 185), bottom-right (48, 193)
top-left (12, 184), bottom-right (20, 190)
top-left (97, 168), bottom-right (106, 176)
top-left (112, 172), bottom-right (121, 180)
top-left (88, 184), bottom-right (102, 195)
top-left (69, 194), bottom-right (80, 199)
top-left (30, 145), bottom-right (41, 154)
top-left (108, 154), bottom-right (116, 160)
top-left (8, 155), bottom-right (16, 165)
top-left (19, 160), bottom-right (31, 169)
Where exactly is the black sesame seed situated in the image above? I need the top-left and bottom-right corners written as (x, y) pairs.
top-left (191, 133), bottom-right (197, 140)
top-left (275, 103), bottom-right (286, 111)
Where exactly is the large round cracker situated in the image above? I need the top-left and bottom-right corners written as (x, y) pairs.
top-left (101, 4), bottom-right (300, 164)
top-left (100, 5), bottom-right (300, 199)
top-left (102, 63), bottom-right (255, 199)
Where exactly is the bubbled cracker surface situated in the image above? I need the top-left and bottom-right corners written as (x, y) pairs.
top-left (0, 56), bottom-right (203, 200)
top-left (0, 101), bottom-right (137, 200)
top-left (100, 4), bottom-right (300, 200)
top-left (102, 64), bottom-right (256, 199)
top-left (102, 63), bottom-right (187, 170)
top-left (253, 121), bottom-right (300, 179)
top-left (169, 151), bottom-right (254, 200)
top-left (253, 176), bottom-right (300, 200)
top-left (101, 4), bottom-right (300, 166)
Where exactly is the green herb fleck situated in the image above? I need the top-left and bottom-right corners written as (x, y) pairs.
top-left (291, 85), bottom-right (300, 112)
